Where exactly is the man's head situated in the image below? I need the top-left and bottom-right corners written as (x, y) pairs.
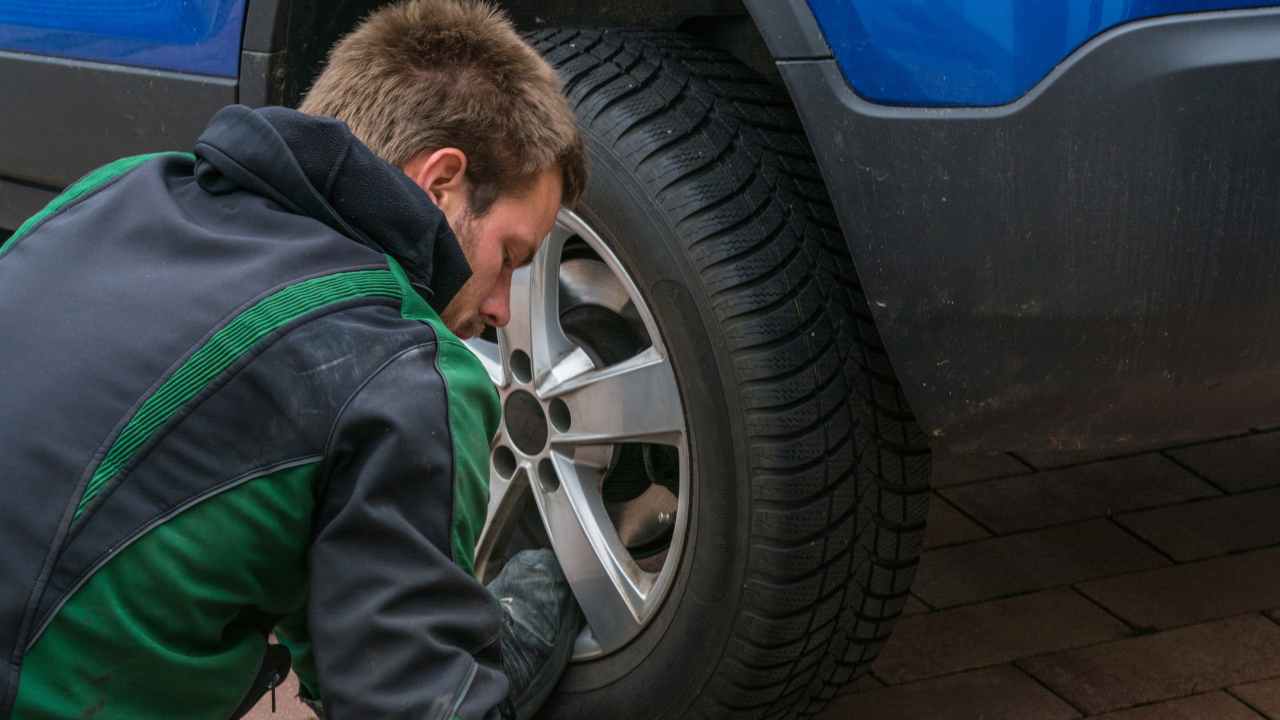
top-left (300, 0), bottom-right (586, 338)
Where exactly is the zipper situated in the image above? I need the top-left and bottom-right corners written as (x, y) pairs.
top-left (229, 643), bottom-right (292, 719)
top-left (268, 669), bottom-right (282, 713)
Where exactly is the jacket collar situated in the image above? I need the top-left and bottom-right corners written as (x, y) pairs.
top-left (192, 105), bottom-right (470, 310)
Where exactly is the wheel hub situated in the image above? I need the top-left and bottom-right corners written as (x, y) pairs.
top-left (504, 390), bottom-right (548, 455)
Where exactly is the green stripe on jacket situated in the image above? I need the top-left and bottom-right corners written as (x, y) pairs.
top-left (385, 255), bottom-right (500, 575)
top-left (275, 258), bottom-right (503, 705)
top-left (14, 462), bottom-right (320, 719)
top-left (75, 269), bottom-right (403, 518)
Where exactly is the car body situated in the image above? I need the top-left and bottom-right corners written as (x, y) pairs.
top-left (3, 0), bottom-right (1277, 458)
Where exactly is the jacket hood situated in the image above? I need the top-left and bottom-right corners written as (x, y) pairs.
top-left (192, 105), bottom-right (471, 310)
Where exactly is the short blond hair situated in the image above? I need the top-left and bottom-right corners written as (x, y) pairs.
top-left (300, 0), bottom-right (585, 213)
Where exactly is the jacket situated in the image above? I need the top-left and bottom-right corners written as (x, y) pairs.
top-left (0, 104), bottom-right (506, 719)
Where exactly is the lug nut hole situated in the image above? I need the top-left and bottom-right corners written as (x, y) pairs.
top-left (549, 398), bottom-right (571, 432)
top-left (493, 446), bottom-right (517, 479)
top-left (511, 350), bottom-right (532, 384)
top-left (538, 458), bottom-right (560, 493)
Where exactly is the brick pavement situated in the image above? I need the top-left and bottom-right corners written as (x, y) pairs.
top-left (245, 670), bottom-right (310, 719)
top-left (252, 429), bottom-right (1280, 719)
top-left (820, 429), bottom-right (1280, 720)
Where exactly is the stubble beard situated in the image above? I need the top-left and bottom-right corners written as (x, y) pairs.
top-left (447, 215), bottom-right (484, 340)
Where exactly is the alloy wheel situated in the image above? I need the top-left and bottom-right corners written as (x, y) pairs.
top-left (466, 209), bottom-right (690, 660)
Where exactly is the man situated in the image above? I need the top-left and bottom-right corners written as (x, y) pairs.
top-left (0, 0), bottom-right (585, 718)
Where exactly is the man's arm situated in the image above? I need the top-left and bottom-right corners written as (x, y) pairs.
top-left (307, 340), bottom-right (507, 719)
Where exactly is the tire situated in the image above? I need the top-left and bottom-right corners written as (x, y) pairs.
top-left (530, 29), bottom-right (932, 719)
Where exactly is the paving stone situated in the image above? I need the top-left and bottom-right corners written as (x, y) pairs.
top-left (932, 452), bottom-right (1032, 487)
top-left (816, 665), bottom-right (1080, 720)
top-left (873, 589), bottom-right (1130, 684)
top-left (1117, 488), bottom-right (1280, 562)
top-left (942, 454), bottom-right (1217, 534)
top-left (1077, 547), bottom-right (1280, 630)
top-left (1019, 614), bottom-right (1280, 715)
top-left (913, 519), bottom-right (1169, 608)
top-left (1092, 692), bottom-right (1262, 719)
top-left (1231, 677), bottom-right (1280, 718)
top-left (1019, 448), bottom-right (1126, 470)
top-left (902, 594), bottom-right (930, 616)
top-left (925, 493), bottom-right (991, 549)
top-left (836, 672), bottom-right (885, 697)
top-left (1168, 433), bottom-right (1280, 493)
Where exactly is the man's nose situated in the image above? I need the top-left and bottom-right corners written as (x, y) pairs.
top-left (481, 271), bottom-right (513, 327)
top-left (482, 298), bottom-right (510, 328)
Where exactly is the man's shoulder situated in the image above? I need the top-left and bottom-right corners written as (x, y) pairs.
top-left (259, 299), bottom-right (443, 412)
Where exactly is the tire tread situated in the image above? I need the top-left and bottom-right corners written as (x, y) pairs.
top-left (529, 28), bottom-right (931, 720)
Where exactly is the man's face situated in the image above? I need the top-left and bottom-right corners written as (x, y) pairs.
top-left (439, 168), bottom-right (563, 339)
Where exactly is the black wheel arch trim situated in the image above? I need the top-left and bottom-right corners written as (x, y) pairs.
top-left (740, 0), bottom-right (831, 60)
top-left (763, 6), bottom-right (1280, 453)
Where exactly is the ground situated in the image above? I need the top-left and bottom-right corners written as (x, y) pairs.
top-left (249, 427), bottom-right (1280, 719)
top-left (818, 426), bottom-right (1280, 719)
top-left (246, 671), bottom-right (309, 719)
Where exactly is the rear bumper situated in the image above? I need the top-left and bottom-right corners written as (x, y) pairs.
top-left (757, 4), bottom-right (1280, 452)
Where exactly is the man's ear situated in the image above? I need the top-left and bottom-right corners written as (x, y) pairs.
top-left (402, 148), bottom-right (469, 214)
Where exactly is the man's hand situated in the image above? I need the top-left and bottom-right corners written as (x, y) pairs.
top-left (486, 549), bottom-right (581, 720)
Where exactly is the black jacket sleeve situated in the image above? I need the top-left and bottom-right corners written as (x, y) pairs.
top-left (308, 342), bottom-right (508, 719)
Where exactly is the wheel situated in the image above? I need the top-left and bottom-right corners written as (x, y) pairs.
top-left (465, 29), bottom-right (931, 719)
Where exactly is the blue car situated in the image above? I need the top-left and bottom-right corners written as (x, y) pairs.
top-left (1, 1), bottom-right (1275, 716)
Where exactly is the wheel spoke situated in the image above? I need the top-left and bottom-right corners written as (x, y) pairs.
top-left (535, 346), bottom-right (595, 398)
top-left (531, 452), bottom-right (650, 654)
top-left (544, 347), bottom-right (684, 446)
top-left (464, 337), bottom-right (507, 388)
top-left (498, 266), bottom-right (534, 357)
top-left (479, 468), bottom-right (525, 553)
top-left (528, 224), bottom-right (575, 377)
top-left (475, 434), bottom-right (529, 581)
top-left (498, 222), bottom-right (576, 382)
